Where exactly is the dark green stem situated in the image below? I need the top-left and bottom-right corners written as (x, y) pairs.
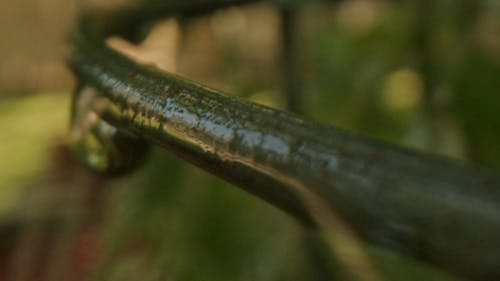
top-left (68, 1), bottom-right (500, 280)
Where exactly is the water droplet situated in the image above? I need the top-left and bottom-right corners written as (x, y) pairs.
top-left (70, 85), bottom-right (150, 176)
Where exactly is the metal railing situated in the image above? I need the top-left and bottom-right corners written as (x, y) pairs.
top-left (68, 1), bottom-right (500, 280)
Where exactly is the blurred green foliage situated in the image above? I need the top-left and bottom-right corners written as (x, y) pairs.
top-left (0, 93), bottom-right (68, 213)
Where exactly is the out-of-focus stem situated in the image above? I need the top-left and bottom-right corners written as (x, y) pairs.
top-left (280, 6), bottom-right (302, 114)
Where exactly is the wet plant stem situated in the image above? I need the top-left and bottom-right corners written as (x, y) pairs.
top-left (69, 1), bottom-right (500, 280)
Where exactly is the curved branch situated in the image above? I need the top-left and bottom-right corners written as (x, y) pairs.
top-left (68, 1), bottom-right (500, 280)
